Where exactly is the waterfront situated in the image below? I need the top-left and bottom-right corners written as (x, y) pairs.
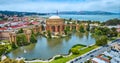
top-left (7, 32), bottom-right (95, 60)
top-left (41, 15), bottom-right (120, 22)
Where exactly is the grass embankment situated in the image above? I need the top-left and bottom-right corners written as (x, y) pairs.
top-left (33, 45), bottom-right (98, 63)
top-left (0, 40), bottom-right (9, 43)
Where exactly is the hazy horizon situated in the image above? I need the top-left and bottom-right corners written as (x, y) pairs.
top-left (0, 0), bottom-right (120, 13)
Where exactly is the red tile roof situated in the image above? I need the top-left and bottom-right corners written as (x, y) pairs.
top-left (0, 27), bottom-right (7, 30)
top-left (32, 22), bottom-right (39, 25)
top-left (0, 21), bottom-right (5, 24)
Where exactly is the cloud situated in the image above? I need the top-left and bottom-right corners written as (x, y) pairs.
top-left (0, 0), bottom-right (119, 13)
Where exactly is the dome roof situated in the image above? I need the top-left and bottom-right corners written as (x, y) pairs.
top-left (49, 15), bottom-right (60, 19)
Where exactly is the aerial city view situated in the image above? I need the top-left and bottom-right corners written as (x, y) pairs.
top-left (0, 0), bottom-right (120, 63)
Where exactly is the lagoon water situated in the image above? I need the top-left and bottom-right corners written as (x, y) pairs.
top-left (7, 15), bottom-right (120, 60)
top-left (7, 33), bottom-right (95, 60)
top-left (41, 15), bottom-right (120, 22)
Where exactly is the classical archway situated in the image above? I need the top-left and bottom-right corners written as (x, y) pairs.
top-left (58, 26), bottom-right (60, 32)
top-left (41, 25), bottom-right (45, 31)
top-left (52, 26), bottom-right (55, 32)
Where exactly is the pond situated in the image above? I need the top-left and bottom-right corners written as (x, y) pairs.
top-left (7, 32), bottom-right (95, 60)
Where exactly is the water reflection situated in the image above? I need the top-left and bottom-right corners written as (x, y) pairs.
top-left (7, 32), bottom-right (95, 60)
top-left (47, 38), bottom-right (63, 47)
top-left (85, 32), bottom-right (89, 40)
top-left (75, 32), bottom-right (84, 38)
top-left (64, 36), bottom-right (71, 42)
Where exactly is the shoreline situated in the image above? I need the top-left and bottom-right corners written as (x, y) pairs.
top-left (24, 44), bottom-right (98, 63)
top-left (25, 53), bottom-right (72, 63)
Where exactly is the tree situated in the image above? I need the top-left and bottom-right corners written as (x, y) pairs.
top-left (96, 36), bottom-right (108, 46)
top-left (111, 27), bottom-right (116, 32)
top-left (47, 30), bottom-right (52, 38)
top-left (11, 43), bottom-right (18, 49)
top-left (101, 27), bottom-right (110, 35)
top-left (95, 29), bottom-right (102, 35)
top-left (93, 27), bottom-right (110, 36)
top-left (18, 28), bottom-right (24, 33)
top-left (70, 48), bottom-right (79, 55)
top-left (69, 18), bottom-right (72, 21)
top-left (90, 26), bottom-right (96, 33)
top-left (118, 33), bottom-right (120, 37)
top-left (105, 18), bottom-right (120, 25)
top-left (31, 29), bottom-right (35, 35)
top-left (30, 34), bottom-right (37, 43)
top-left (0, 58), bottom-right (25, 63)
top-left (86, 23), bottom-right (90, 31)
top-left (16, 34), bottom-right (28, 46)
top-left (109, 28), bottom-right (118, 37)
top-left (64, 26), bottom-right (70, 35)
top-left (85, 60), bottom-right (92, 63)
top-left (79, 25), bottom-right (85, 33)
top-left (0, 45), bottom-right (6, 56)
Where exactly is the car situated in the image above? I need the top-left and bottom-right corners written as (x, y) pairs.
top-left (90, 55), bottom-right (94, 57)
top-left (74, 58), bottom-right (78, 61)
top-left (70, 61), bottom-right (74, 63)
top-left (78, 57), bottom-right (82, 59)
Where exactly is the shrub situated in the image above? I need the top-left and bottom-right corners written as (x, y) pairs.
top-left (70, 48), bottom-right (79, 55)
top-left (72, 44), bottom-right (86, 48)
top-left (18, 28), bottom-right (24, 33)
top-left (54, 56), bottom-right (63, 60)
top-left (79, 25), bottom-right (85, 33)
top-left (16, 34), bottom-right (28, 46)
top-left (96, 36), bottom-right (108, 46)
top-left (30, 34), bottom-right (37, 43)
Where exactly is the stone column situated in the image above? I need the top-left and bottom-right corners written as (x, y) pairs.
top-left (55, 25), bottom-right (58, 32)
top-left (9, 32), bottom-right (17, 46)
top-left (76, 24), bottom-right (79, 32)
top-left (36, 26), bottom-right (39, 32)
top-left (27, 34), bottom-right (30, 43)
top-left (39, 26), bottom-right (42, 32)
top-left (46, 25), bottom-right (48, 31)
top-left (60, 25), bottom-right (63, 34)
top-left (33, 27), bottom-right (36, 34)
top-left (24, 29), bottom-right (31, 43)
top-left (62, 25), bottom-right (64, 32)
top-left (49, 25), bottom-right (52, 32)
top-left (13, 34), bottom-right (17, 47)
top-left (9, 33), bottom-right (12, 44)
top-left (70, 25), bottom-right (72, 31)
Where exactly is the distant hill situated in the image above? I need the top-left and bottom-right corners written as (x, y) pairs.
top-left (104, 18), bottom-right (120, 25)
top-left (0, 10), bottom-right (119, 16)
top-left (0, 11), bottom-right (47, 17)
top-left (57, 11), bottom-right (120, 15)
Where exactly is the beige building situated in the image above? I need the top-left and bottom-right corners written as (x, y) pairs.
top-left (46, 16), bottom-right (64, 34)
top-left (0, 31), bottom-right (10, 40)
top-left (24, 29), bottom-right (31, 43)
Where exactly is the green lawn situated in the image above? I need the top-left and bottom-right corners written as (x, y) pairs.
top-left (32, 45), bottom-right (98, 63)
top-left (0, 40), bottom-right (9, 43)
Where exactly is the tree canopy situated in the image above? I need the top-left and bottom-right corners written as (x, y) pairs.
top-left (105, 18), bottom-right (120, 25)
top-left (70, 48), bottom-right (79, 54)
top-left (79, 25), bottom-right (85, 33)
top-left (16, 34), bottom-right (28, 46)
top-left (96, 36), bottom-right (108, 46)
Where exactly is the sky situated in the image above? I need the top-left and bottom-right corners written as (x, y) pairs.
top-left (0, 0), bottom-right (120, 13)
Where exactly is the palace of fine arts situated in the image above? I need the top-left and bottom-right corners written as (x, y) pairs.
top-left (0, 0), bottom-right (120, 63)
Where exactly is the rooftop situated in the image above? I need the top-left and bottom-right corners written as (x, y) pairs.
top-left (92, 58), bottom-right (106, 63)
